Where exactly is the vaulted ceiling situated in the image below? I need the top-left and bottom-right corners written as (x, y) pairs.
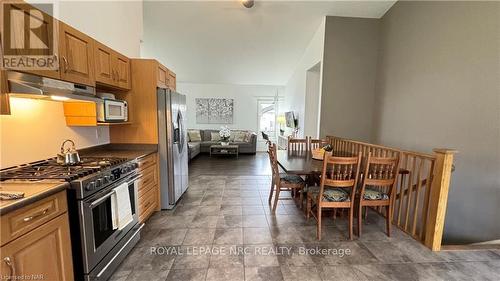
top-left (141, 0), bottom-right (395, 85)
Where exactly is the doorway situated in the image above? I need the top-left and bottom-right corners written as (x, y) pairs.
top-left (303, 62), bottom-right (321, 138)
top-left (257, 98), bottom-right (276, 151)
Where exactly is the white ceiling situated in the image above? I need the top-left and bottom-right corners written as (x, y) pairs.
top-left (141, 0), bottom-right (395, 85)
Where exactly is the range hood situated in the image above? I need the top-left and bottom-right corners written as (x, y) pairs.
top-left (7, 71), bottom-right (99, 102)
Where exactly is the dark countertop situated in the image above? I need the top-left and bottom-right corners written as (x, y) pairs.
top-left (0, 181), bottom-right (69, 215)
top-left (79, 143), bottom-right (158, 160)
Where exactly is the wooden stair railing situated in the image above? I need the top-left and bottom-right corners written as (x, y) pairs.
top-left (327, 135), bottom-right (457, 251)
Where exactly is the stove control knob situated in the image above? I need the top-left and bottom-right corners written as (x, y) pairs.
top-left (85, 181), bottom-right (96, 191)
top-left (96, 178), bottom-right (103, 187)
top-left (104, 175), bottom-right (111, 183)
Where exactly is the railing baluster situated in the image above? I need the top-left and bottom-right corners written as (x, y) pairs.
top-left (412, 159), bottom-right (424, 237)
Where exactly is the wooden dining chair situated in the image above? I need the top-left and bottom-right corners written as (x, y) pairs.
top-left (267, 143), bottom-right (306, 212)
top-left (306, 152), bottom-right (362, 240)
top-left (288, 137), bottom-right (309, 152)
top-left (357, 153), bottom-right (400, 237)
top-left (309, 138), bottom-right (329, 151)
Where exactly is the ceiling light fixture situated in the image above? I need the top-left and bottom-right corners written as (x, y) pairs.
top-left (242, 0), bottom-right (254, 9)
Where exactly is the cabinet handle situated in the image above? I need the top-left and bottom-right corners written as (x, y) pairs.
top-left (3, 257), bottom-right (15, 277)
top-left (62, 57), bottom-right (69, 73)
top-left (23, 208), bottom-right (49, 222)
top-left (115, 70), bottom-right (119, 81)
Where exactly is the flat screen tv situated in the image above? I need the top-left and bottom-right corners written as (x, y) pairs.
top-left (285, 111), bottom-right (295, 128)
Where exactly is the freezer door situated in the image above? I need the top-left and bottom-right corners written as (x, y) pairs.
top-left (171, 91), bottom-right (183, 203)
top-left (157, 88), bottom-right (174, 209)
top-left (178, 93), bottom-right (189, 194)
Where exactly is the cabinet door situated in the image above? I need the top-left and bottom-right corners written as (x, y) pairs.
top-left (168, 70), bottom-right (176, 91)
top-left (59, 22), bottom-right (95, 86)
top-left (115, 53), bottom-right (131, 90)
top-left (0, 213), bottom-right (74, 281)
top-left (94, 41), bottom-right (115, 86)
top-left (157, 64), bottom-right (168, 88)
top-left (1, 70), bottom-right (10, 115)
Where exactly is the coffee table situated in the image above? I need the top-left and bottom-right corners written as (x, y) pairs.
top-left (210, 144), bottom-right (239, 158)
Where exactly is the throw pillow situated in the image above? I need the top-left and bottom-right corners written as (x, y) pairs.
top-left (188, 130), bottom-right (201, 142)
top-left (234, 132), bottom-right (246, 142)
top-left (244, 132), bottom-right (253, 143)
top-left (210, 132), bottom-right (221, 141)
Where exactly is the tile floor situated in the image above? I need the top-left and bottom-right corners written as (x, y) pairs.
top-left (110, 154), bottom-right (500, 281)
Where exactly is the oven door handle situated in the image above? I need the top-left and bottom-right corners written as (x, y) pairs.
top-left (88, 190), bottom-right (115, 209)
top-left (86, 173), bottom-right (140, 208)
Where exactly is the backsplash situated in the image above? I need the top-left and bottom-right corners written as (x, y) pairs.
top-left (0, 98), bottom-right (109, 168)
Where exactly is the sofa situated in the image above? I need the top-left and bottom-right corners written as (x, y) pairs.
top-left (187, 129), bottom-right (257, 160)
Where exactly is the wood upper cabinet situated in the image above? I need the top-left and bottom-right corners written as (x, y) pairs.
top-left (157, 63), bottom-right (176, 91)
top-left (59, 22), bottom-right (95, 86)
top-left (94, 41), bottom-right (130, 90)
top-left (115, 53), bottom-right (131, 89)
top-left (168, 70), bottom-right (176, 91)
top-left (94, 42), bottom-right (115, 86)
top-left (1, 70), bottom-right (10, 115)
top-left (157, 64), bottom-right (168, 88)
top-left (0, 213), bottom-right (74, 281)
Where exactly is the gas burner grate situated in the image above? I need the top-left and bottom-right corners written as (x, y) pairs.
top-left (0, 156), bottom-right (128, 182)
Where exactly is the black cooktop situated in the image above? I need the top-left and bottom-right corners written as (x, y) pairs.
top-left (0, 157), bottom-right (128, 181)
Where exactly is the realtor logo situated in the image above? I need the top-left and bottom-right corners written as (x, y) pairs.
top-left (1, 2), bottom-right (58, 70)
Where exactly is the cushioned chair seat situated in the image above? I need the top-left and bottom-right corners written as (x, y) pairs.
top-left (308, 186), bottom-right (350, 202)
top-left (363, 187), bottom-right (389, 200)
top-left (279, 173), bottom-right (305, 184)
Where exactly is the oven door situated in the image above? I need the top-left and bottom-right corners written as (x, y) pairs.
top-left (104, 99), bottom-right (126, 121)
top-left (79, 173), bottom-right (139, 273)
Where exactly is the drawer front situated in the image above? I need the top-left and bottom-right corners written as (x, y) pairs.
top-left (138, 166), bottom-right (157, 194)
top-left (138, 187), bottom-right (156, 222)
top-left (137, 154), bottom-right (157, 172)
top-left (1, 191), bottom-right (67, 246)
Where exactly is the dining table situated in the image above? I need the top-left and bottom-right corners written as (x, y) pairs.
top-left (276, 149), bottom-right (410, 176)
top-left (276, 150), bottom-right (355, 175)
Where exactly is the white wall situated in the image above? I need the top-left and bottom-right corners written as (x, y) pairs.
top-left (56, 0), bottom-right (143, 57)
top-left (0, 98), bottom-right (109, 168)
top-left (178, 82), bottom-right (284, 134)
top-left (283, 18), bottom-right (325, 137)
top-left (0, 1), bottom-right (144, 168)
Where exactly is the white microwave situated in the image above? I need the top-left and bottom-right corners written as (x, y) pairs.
top-left (97, 99), bottom-right (128, 122)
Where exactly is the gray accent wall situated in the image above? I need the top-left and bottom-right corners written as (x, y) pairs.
top-left (319, 17), bottom-right (380, 141)
top-left (373, 1), bottom-right (500, 243)
top-left (318, 1), bottom-right (499, 243)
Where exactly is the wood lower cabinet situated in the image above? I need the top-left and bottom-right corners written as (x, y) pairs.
top-left (59, 22), bottom-right (95, 86)
top-left (137, 153), bottom-right (159, 222)
top-left (0, 191), bottom-right (74, 281)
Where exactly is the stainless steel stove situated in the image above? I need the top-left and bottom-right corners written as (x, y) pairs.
top-left (1, 156), bottom-right (143, 281)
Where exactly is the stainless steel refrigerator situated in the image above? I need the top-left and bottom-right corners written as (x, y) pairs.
top-left (157, 88), bottom-right (189, 209)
